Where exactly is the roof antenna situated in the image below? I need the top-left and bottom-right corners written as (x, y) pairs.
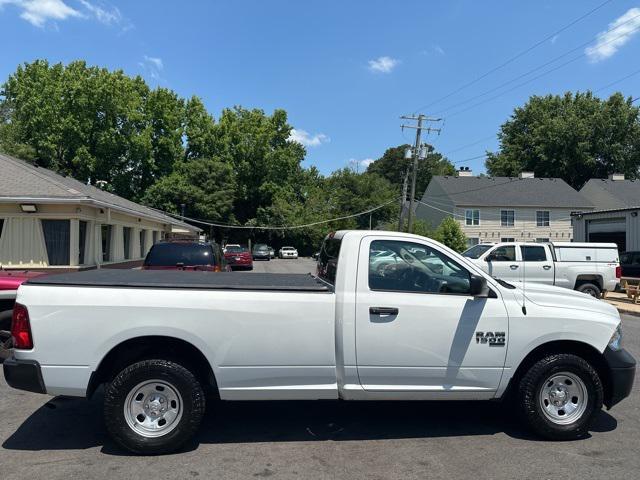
top-left (522, 222), bottom-right (527, 315)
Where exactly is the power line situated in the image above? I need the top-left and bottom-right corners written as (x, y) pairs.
top-left (438, 18), bottom-right (640, 117)
top-left (154, 198), bottom-right (399, 230)
top-left (445, 24), bottom-right (640, 119)
top-left (412, 0), bottom-right (615, 113)
top-left (594, 68), bottom-right (640, 93)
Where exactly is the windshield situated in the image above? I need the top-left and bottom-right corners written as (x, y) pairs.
top-left (225, 245), bottom-right (245, 253)
top-left (144, 243), bottom-right (215, 266)
top-left (463, 244), bottom-right (494, 259)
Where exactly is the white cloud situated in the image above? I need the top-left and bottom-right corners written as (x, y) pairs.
top-left (368, 56), bottom-right (399, 73)
top-left (585, 7), bottom-right (640, 62)
top-left (289, 129), bottom-right (330, 147)
top-left (432, 45), bottom-right (445, 56)
top-left (78, 0), bottom-right (121, 26)
top-left (0, 0), bottom-right (129, 28)
top-left (348, 158), bottom-right (375, 171)
top-left (139, 55), bottom-right (164, 80)
top-left (0, 0), bottom-right (81, 27)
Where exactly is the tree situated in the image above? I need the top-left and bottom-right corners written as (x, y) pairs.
top-left (184, 96), bottom-right (216, 160)
top-left (486, 91), bottom-right (640, 189)
top-left (433, 217), bottom-right (467, 252)
top-left (0, 60), bottom-right (185, 199)
top-left (141, 158), bottom-right (236, 222)
top-left (366, 144), bottom-right (455, 196)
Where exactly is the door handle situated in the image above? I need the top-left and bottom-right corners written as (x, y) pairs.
top-left (543, 265), bottom-right (552, 270)
top-left (369, 307), bottom-right (399, 316)
top-left (510, 264), bottom-right (519, 270)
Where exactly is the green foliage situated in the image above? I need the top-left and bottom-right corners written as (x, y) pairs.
top-left (0, 59), bottom-right (410, 252)
top-left (409, 219), bottom-right (435, 238)
top-left (433, 217), bottom-right (467, 252)
top-left (486, 91), bottom-right (640, 189)
top-left (366, 144), bottom-right (455, 195)
top-left (140, 158), bottom-right (236, 222)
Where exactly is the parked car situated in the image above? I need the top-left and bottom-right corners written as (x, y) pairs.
top-left (279, 246), bottom-right (298, 259)
top-left (224, 245), bottom-right (253, 270)
top-left (3, 230), bottom-right (635, 454)
top-left (268, 246), bottom-right (275, 259)
top-left (312, 251), bottom-right (320, 260)
top-left (463, 242), bottom-right (620, 298)
top-left (252, 244), bottom-right (271, 261)
top-left (143, 241), bottom-right (229, 271)
top-left (620, 251), bottom-right (640, 279)
top-left (223, 243), bottom-right (240, 254)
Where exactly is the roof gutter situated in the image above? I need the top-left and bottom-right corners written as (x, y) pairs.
top-left (0, 196), bottom-right (201, 232)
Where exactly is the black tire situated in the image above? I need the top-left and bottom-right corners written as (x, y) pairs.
top-left (104, 359), bottom-right (205, 455)
top-left (518, 353), bottom-right (603, 440)
top-left (576, 283), bottom-right (601, 298)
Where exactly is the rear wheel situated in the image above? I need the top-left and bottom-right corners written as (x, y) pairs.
top-left (577, 283), bottom-right (601, 298)
top-left (104, 359), bottom-right (205, 454)
top-left (518, 353), bottom-right (602, 440)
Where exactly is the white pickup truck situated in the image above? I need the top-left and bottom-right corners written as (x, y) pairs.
top-left (463, 242), bottom-right (620, 298)
top-left (3, 230), bottom-right (635, 454)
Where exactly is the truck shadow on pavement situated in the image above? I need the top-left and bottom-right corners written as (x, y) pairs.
top-left (2, 393), bottom-right (618, 455)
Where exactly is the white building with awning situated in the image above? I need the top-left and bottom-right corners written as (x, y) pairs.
top-left (0, 153), bottom-right (201, 271)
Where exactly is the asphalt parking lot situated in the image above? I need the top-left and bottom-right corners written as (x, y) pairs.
top-left (249, 256), bottom-right (317, 274)
top-left (0, 259), bottom-right (638, 479)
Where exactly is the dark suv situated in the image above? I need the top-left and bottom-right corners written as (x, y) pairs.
top-left (143, 241), bottom-right (229, 271)
top-left (620, 251), bottom-right (640, 279)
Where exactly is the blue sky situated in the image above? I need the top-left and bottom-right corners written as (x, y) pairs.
top-left (1, 1), bottom-right (639, 176)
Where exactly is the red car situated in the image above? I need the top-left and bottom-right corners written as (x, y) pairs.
top-left (224, 245), bottom-right (253, 270)
top-left (143, 241), bottom-right (230, 271)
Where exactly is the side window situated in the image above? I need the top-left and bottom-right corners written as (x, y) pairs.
top-left (368, 240), bottom-right (471, 294)
top-left (488, 245), bottom-right (516, 262)
top-left (633, 254), bottom-right (640, 265)
top-left (521, 246), bottom-right (547, 262)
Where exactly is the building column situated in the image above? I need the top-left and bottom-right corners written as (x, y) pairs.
top-left (132, 227), bottom-right (141, 259)
top-left (111, 225), bottom-right (124, 262)
top-left (69, 219), bottom-right (79, 267)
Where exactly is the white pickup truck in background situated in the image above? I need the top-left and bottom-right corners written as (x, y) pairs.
top-left (3, 230), bottom-right (635, 455)
top-left (463, 242), bottom-right (620, 298)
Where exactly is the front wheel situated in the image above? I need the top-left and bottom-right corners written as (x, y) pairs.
top-left (104, 359), bottom-right (205, 454)
top-left (518, 353), bottom-right (603, 440)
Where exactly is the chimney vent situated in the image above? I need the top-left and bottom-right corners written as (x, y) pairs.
top-left (519, 171), bottom-right (535, 179)
top-left (609, 173), bottom-right (625, 181)
top-left (457, 166), bottom-right (473, 177)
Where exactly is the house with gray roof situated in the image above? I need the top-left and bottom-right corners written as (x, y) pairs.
top-left (415, 169), bottom-right (594, 247)
top-left (0, 153), bottom-right (201, 270)
top-left (572, 174), bottom-right (640, 251)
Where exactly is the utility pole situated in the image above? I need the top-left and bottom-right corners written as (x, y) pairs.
top-left (400, 114), bottom-right (442, 232)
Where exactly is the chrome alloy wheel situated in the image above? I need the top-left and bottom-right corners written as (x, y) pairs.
top-left (123, 380), bottom-right (183, 438)
top-left (538, 372), bottom-right (588, 425)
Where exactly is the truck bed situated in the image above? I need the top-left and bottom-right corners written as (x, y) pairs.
top-left (25, 270), bottom-right (330, 292)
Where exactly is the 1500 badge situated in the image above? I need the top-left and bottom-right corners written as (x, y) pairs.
top-left (476, 331), bottom-right (506, 346)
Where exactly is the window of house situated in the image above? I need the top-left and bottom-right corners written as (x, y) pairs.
top-left (0, 218), bottom-right (4, 241)
top-left (139, 230), bottom-right (147, 258)
top-left (368, 240), bottom-right (470, 294)
top-left (78, 221), bottom-right (87, 265)
top-left (41, 219), bottom-right (70, 266)
top-left (501, 238), bottom-right (515, 243)
top-left (536, 210), bottom-right (550, 227)
top-left (521, 245), bottom-right (547, 262)
top-left (501, 210), bottom-right (515, 227)
top-left (123, 227), bottom-right (132, 260)
top-left (101, 225), bottom-right (112, 262)
top-left (152, 231), bottom-right (159, 244)
top-left (536, 237), bottom-right (550, 243)
top-left (466, 237), bottom-right (480, 248)
top-left (465, 209), bottom-right (479, 226)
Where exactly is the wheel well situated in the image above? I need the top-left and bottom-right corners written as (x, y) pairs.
top-left (87, 336), bottom-right (217, 399)
top-left (507, 340), bottom-right (612, 405)
top-left (574, 275), bottom-right (603, 290)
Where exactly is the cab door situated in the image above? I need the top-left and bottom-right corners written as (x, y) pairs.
top-left (485, 244), bottom-right (522, 282)
top-left (520, 244), bottom-right (554, 284)
top-left (355, 235), bottom-right (509, 396)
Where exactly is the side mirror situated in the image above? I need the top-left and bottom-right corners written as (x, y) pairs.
top-left (469, 274), bottom-right (490, 297)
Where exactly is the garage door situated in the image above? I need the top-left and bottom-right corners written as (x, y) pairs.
top-left (587, 218), bottom-right (626, 251)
